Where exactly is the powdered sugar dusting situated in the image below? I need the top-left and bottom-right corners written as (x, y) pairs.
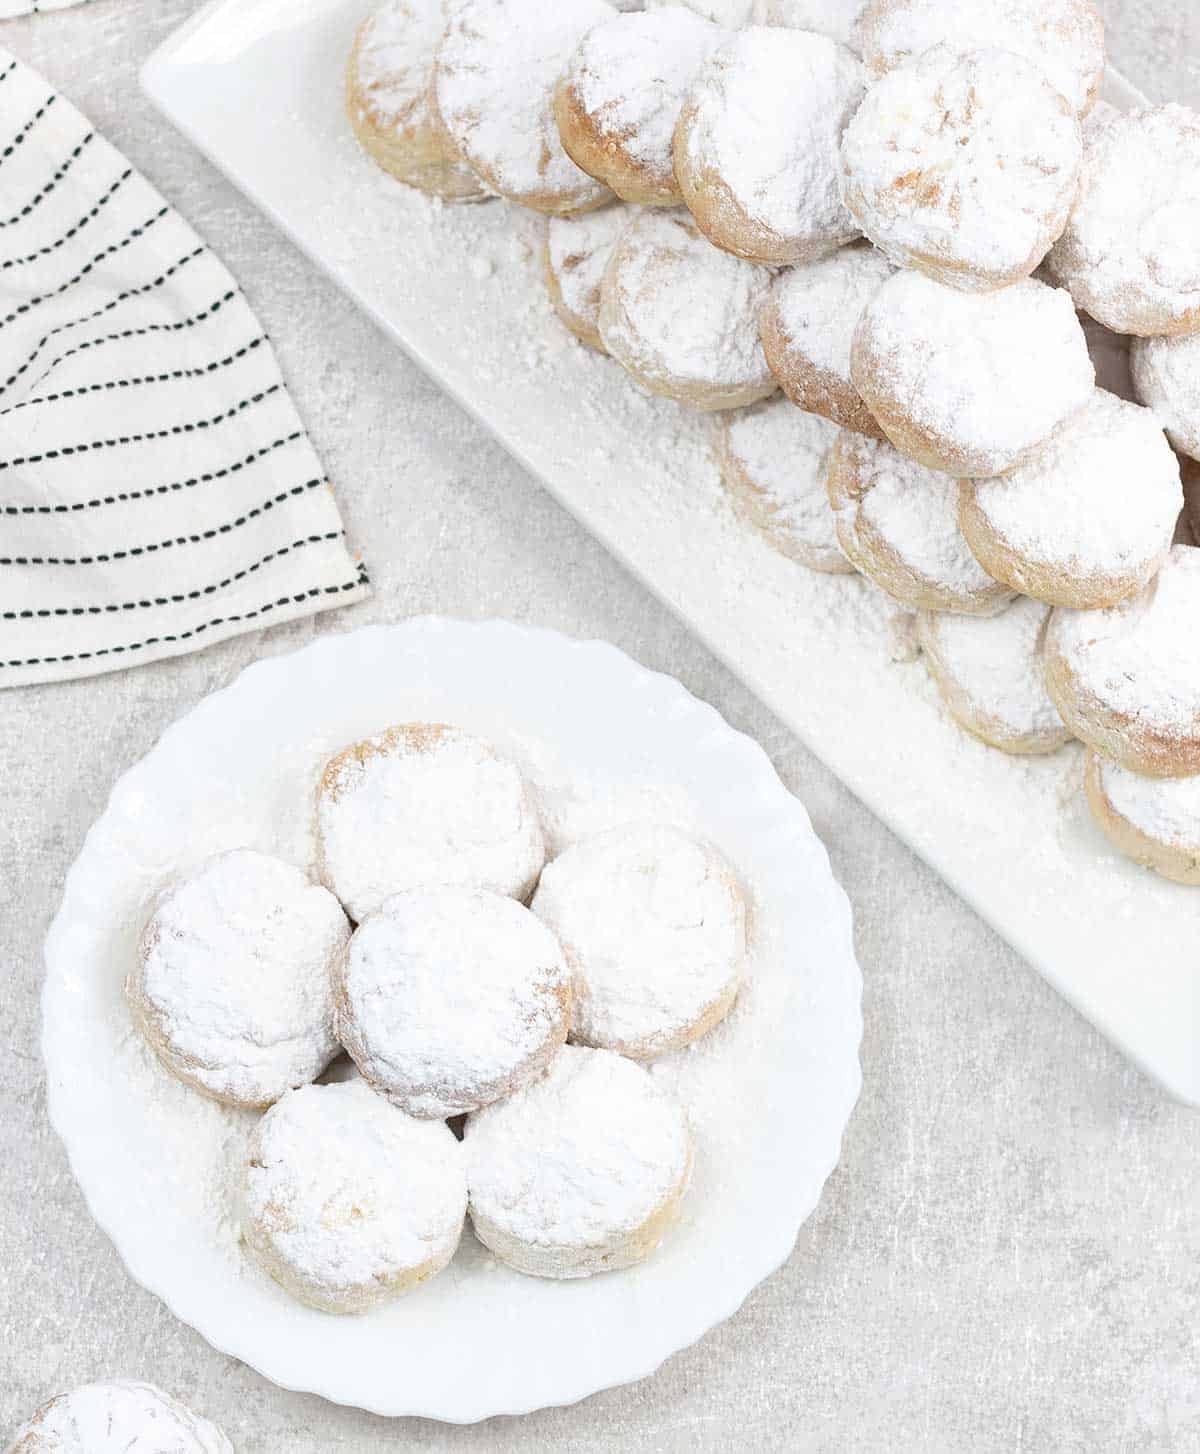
top-left (1099, 757), bottom-right (1200, 851)
top-left (243, 1080), bottom-right (466, 1304)
top-left (545, 204), bottom-right (635, 346)
top-left (767, 243), bottom-right (894, 381)
top-left (1131, 332), bottom-right (1200, 463)
top-left (352, 0), bottom-right (445, 130)
top-left (840, 45), bottom-right (1082, 289)
top-left (532, 823), bottom-right (745, 1056)
top-left (133, 849), bottom-right (348, 1108)
top-left (336, 888), bottom-right (570, 1118)
top-left (676, 27), bottom-right (865, 259)
top-left (465, 1046), bottom-right (691, 1254)
top-left (753, 0), bottom-right (866, 51)
top-left (435, 0), bottom-right (614, 209)
top-left (6, 1381), bottom-right (233, 1453)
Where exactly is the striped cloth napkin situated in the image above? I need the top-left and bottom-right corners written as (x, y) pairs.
top-left (0, 48), bottom-right (370, 688)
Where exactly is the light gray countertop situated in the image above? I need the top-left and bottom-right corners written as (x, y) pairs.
top-left (1, 3), bottom-right (1197, 1449)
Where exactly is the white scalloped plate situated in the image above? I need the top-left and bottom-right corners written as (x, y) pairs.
top-left (43, 619), bottom-right (862, 1421)
top-left (140, 4), bottom-right (1199, 1106)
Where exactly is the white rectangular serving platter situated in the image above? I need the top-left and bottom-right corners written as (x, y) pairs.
top-left (142, 1), bottom-right (1198, 1105)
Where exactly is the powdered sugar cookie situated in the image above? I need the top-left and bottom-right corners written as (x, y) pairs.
top-left (544, 204), bottom-right (634, 351)
top-left (316, 723), bottom-right (545, 923)
top-left (1047, 105), bottom-right (1200, 337)
top-left (433, 0), bottom-right (614, 215)
top-left (127, 850), bottom-right (348, 1110)
top-left (752, 0), bottom-right (865, 51)
top-left (859, 0), bottom-right (1105, 117)
top-left (959, 390), bottom-right (1182, 609)
top-left (840, 46), bottom-right (1082, 293)
top-left (242, 1080), bottom-right (466, 1314)
top-left (555, 10), bottom-right (724, 207)
top-left (1085, 751), bottom-right (1200, 886)
top-left (531, 823), bottom-right (744, 1059)
top-left (5, 1382), bottom-right (232, 1454)
top-left (1131, 333), bottom-right (1200, 462)
top-left (465, 1045), bottom-right (692, 1278)
top-left (918, 598), bottom-right (1071, 754)
top-left (718, 399), bottom-right (850, 572)
top-left (674, 27), bottom-right (866, 266)
top-left (1044, 545), bottom-right (1200, 777)
top-left (826, 432), bottom-right (1015, 614)
top-left (335, 888), bottom-right (571, 1118)
top-left (346, 0), bottom-right (485, 201)
top-left (759, 243), bottom-right (893, 438)
top-left (851, 271), bottom-right (1094, 476)
top-left (598, 209), bottom-right (776, 410)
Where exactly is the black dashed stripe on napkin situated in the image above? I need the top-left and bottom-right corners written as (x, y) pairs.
top-left (0, 49), bottom-right (369, 687)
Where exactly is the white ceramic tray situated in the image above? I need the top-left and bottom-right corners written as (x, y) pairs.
top-left (42, 618), bottom-right (862, 1420)
top-left (141, 4), bottom-right (1198, 1106)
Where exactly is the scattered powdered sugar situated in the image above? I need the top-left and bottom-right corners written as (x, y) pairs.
top-left (565, 9), bottom-right (724, 189)
top-left (676, 28), bottom-right (865, 258)
top-left (243, 1080), bottom-right (466, 1304)
top-left (598, 209), bottom-right (775, 403)
top-left (352, 0), bottom-right (445, 130)
top-left (336, 889), bottom-right (570, 1118)
top-left (831, 433), bottom-right (1013, 607)
top-left (545, 204), bottom-right (636, 346)
top-left (1046, 105), bottom-right (1200, 335)
top-left (921, 596), bottom-right (1066, 739)
top-left (720, 397), bottom-right (846, 567)
top-left (4, 1382), bottom-right (234, 1453)
top-left (859, 0), bottom-right (1105, 116)
top-left (464, 1046), bottom-right (691, 1252)
top-left (968, 389), bottom-right (1182, 580)
top-left (753, 0), bottom-right (866, 51)
top-left (1131, 332), bottom-right (1200, 463)
top-left (839, 45), bottom-right (1082, 289)
top-left (767, 243), bottom-right (894, 379)
top-left (435, 0), bottom-right (614, 209)
top-left (133, 849), bottom-right (349, 1108)
top-left (1047, 544), bottom-right (1200, 733)
top-left (316, 723), bottom-right (545, 923)
top-left (1099, 758), bottom-right (1200, 851)
top-left (853, 271), bottom-right (1095, 475)
top-left (531, 823), bottom-right (745, 1056)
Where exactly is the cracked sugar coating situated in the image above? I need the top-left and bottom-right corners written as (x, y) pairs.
top-left (851, 271), bottom-right (1094, 477)
top-left (1131, 332), bottom-right (1200, 463)
top-left (718, 398), bottom-right (850, 573)
top-left (4, 1381), bottom-right (233, 1454)
top-left (128, 849), bottom-right (348, 1109)
top-left (674, 27), bottom-right (865, 266)
top-left (859, 0), bottom-right (1105, 117)
top-left (918, 597), bottom-right (1071, 755)
top-left (531, 823), bottom-right (745, 1059)
top-left (1085, 751), bottom-right (1200, 886)
top-left (316, 722), bottom-right (545, 923)
top-left (555, 9), bottom-right (726, 207)
top-left (242, 1080), bottom-right (467, 1314)
top-left (1044, 545), bottom-right (1200, 777)
top-left (335, 887), bottom-right (571, 1118)
top-left (959, 389), bottom-right (1182, 610)
top-left (760, 243), bottom-right (894, 438)
top-left (826, 432), bottom-right (1016, 615)
top-left (1047, 105), bottom-right (1200, 337)
top-left (346, 0), bottom-right (485, 200)
top-left (599, 209), bottom-right (776, 410)
top-left (839, 46), bottom-right (1082, 292)
top-left (434, 0), bottom-right (614, 214)
top-left (465, 1045), bottom-right (693, 1278)
top-left (543, 204), bottom-right (635, 352)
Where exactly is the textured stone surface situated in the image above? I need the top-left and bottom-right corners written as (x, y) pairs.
top-left (1, 3), bottom-right (1198, 1450)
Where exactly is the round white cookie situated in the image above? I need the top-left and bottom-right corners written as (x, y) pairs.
top-left (1085, 750), bottom-right (1200, 886)
top-left (335, 888), bottom-right (571, 1118)
top-left (1131, 332), bottom-right (1200, 463)
top-left (465, 1045), bottom-right (692, 1278)
top-left (316, 722), bottom-right (545, 923)
top-left (5, 1382), bottom-right (232, 1454)
top-left (242, 1079), bottom-right (467, 1314)
top-left (543, 204), bottom-right (635, 352)
top-left (531, 823), bottom-right (745, 1059)
top-left (128, 849), bottom-right (349, 1109)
